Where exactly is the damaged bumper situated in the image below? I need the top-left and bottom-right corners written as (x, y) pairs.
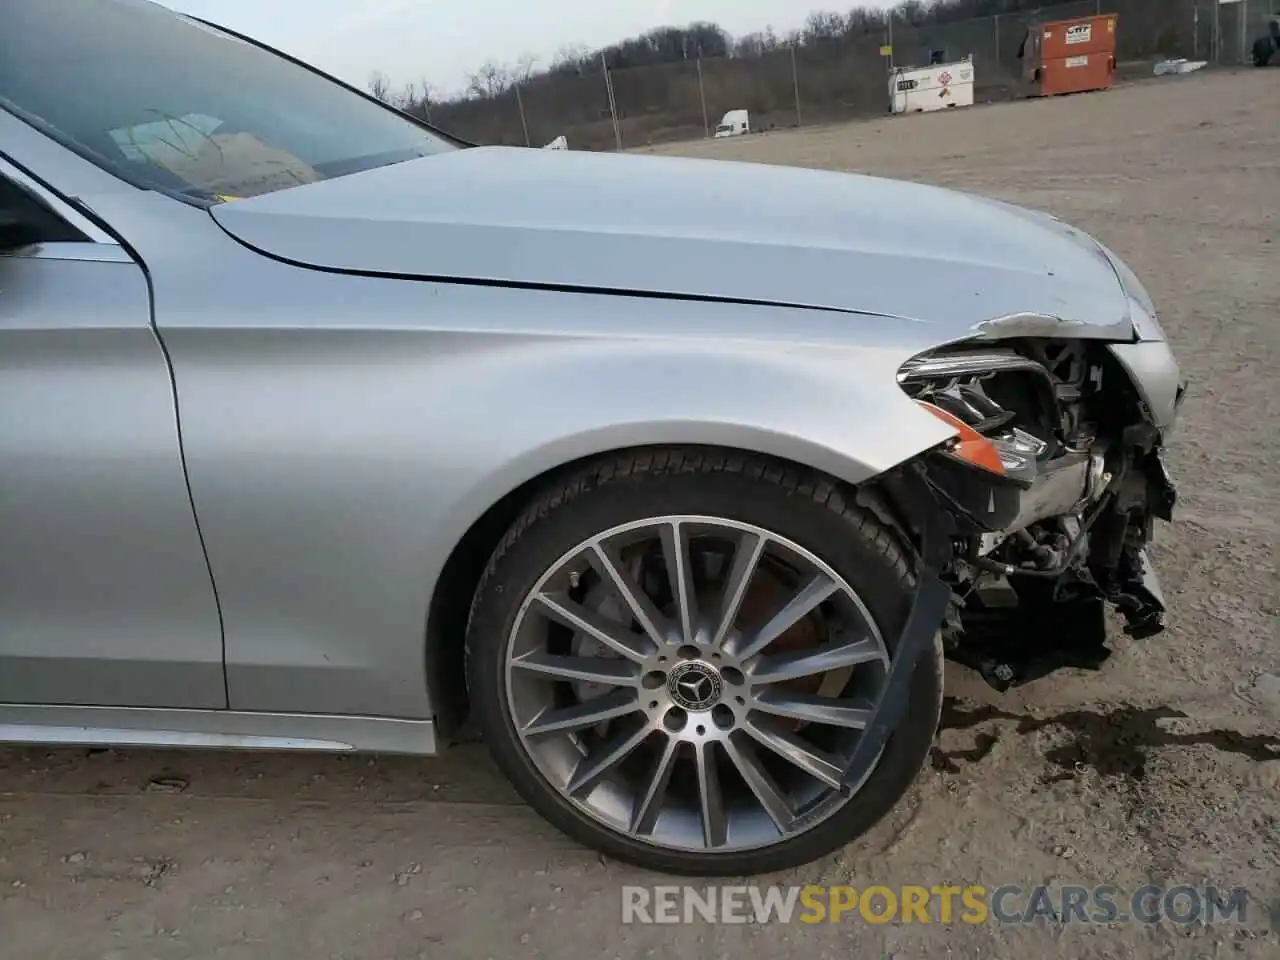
top-left (1109, 339), bottom-right (1184, 437)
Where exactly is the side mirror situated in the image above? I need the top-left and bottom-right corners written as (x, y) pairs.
top-left (0, 209), bottom-right (42, 252)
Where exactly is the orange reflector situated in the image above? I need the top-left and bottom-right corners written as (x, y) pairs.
top-left (915, 401), bottom-right (1007, 476)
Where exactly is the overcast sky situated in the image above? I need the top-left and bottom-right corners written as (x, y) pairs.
top-left (161, 1), bottom-right (887, 97)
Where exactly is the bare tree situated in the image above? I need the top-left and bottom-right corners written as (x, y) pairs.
top-left (467, 60), bottom-right (511, 100)
top-left (549, 44), bottom-right (591, 74)
top-left (802, 11), bottom-right (845, 45)
top-left (395, 81), bottom-right (417, 111)
top-left (733, 30), bottom-right (784, 58)
top-left (395, 78), bottom-right (439, 122)
top-left (417, 77), bottom-right (438, 121)
top-left (367, 69), bottom-right (392, 102)
top-left (512, 53), bottom-right (540, 84)
top-left (897, 0), bottom-right (929, 27)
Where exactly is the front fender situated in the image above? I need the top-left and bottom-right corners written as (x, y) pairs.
top-left (128, 216), bottom-right (959, 719)
top-left (436, 336), bottom-right (957, 548)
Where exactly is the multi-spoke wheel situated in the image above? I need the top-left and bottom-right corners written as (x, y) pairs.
top-left (467, 450), bottom-right (942, 876)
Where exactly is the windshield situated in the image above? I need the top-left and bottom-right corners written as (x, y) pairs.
top-left (0, 0), bottom-right (456, 203)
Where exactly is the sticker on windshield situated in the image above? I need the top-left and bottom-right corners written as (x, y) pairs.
top-left (182, 133), bottom-right (321, 197)
top-left (112, 119), bottom-right (321, 199)
top-left (110, 113), bottom-right (223, 163)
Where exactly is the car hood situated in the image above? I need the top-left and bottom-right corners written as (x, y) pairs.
top-left (210, 146), bottom-right (1135, 340)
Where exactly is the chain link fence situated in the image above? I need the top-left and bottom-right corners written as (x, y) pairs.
top-left (1209, 0), bottom-right (1275, 62)
top-left (433, 0), bottom-right (1275, 150)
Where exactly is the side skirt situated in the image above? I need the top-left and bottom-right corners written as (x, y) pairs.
top-left (0, 704), bottom-right (438, 756)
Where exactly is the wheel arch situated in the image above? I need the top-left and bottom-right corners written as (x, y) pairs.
top-left (421, 337), bottom-right (955, 740)
top-left (424, 437), bottom-right (931, 742)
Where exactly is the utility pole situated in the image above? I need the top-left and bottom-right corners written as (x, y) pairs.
top-left (602, 52), bottom-right (622, 151)
top-left (1240, 0), bottom-right (1248, 65)
top-left (696, 57), bottom-right (710, 138)
top-left (790, 43), bottom-right (802, 127)
top-left (514, 84), bottom-right (530, 146)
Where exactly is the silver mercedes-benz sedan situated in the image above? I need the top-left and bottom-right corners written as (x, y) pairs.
top-left (0, 0), bottom-right (1182, 875)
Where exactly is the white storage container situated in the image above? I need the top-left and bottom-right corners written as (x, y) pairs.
top-left (888, 57), bottom-right (975, 114)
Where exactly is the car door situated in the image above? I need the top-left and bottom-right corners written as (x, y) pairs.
top-left (0, 158), bottom-right (226, 709)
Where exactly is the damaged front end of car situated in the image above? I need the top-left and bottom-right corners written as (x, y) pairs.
top-left (881, 328), bottom-right (1183, 692)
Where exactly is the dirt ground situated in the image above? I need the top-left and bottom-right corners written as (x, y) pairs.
top-left (3, 70), bottom-right (1277, 959)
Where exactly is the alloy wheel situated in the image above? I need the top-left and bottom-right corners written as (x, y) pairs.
top-left (503, 515), bottom-right (892, 853)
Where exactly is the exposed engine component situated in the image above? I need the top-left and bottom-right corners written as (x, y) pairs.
top-left (894, 339), bottom-right (1175, 691)
top-left (898, 343), bottom-right (1109, 537)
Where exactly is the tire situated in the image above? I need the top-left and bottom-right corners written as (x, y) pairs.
top-left (465, 448), bottom-right (943, 876)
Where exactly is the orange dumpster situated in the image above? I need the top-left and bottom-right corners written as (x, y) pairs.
top-left (1020, 13), bottom-right (1118, 97)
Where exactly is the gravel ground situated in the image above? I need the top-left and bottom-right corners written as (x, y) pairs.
top-left (2, 69), bottom-right (1277, 959)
